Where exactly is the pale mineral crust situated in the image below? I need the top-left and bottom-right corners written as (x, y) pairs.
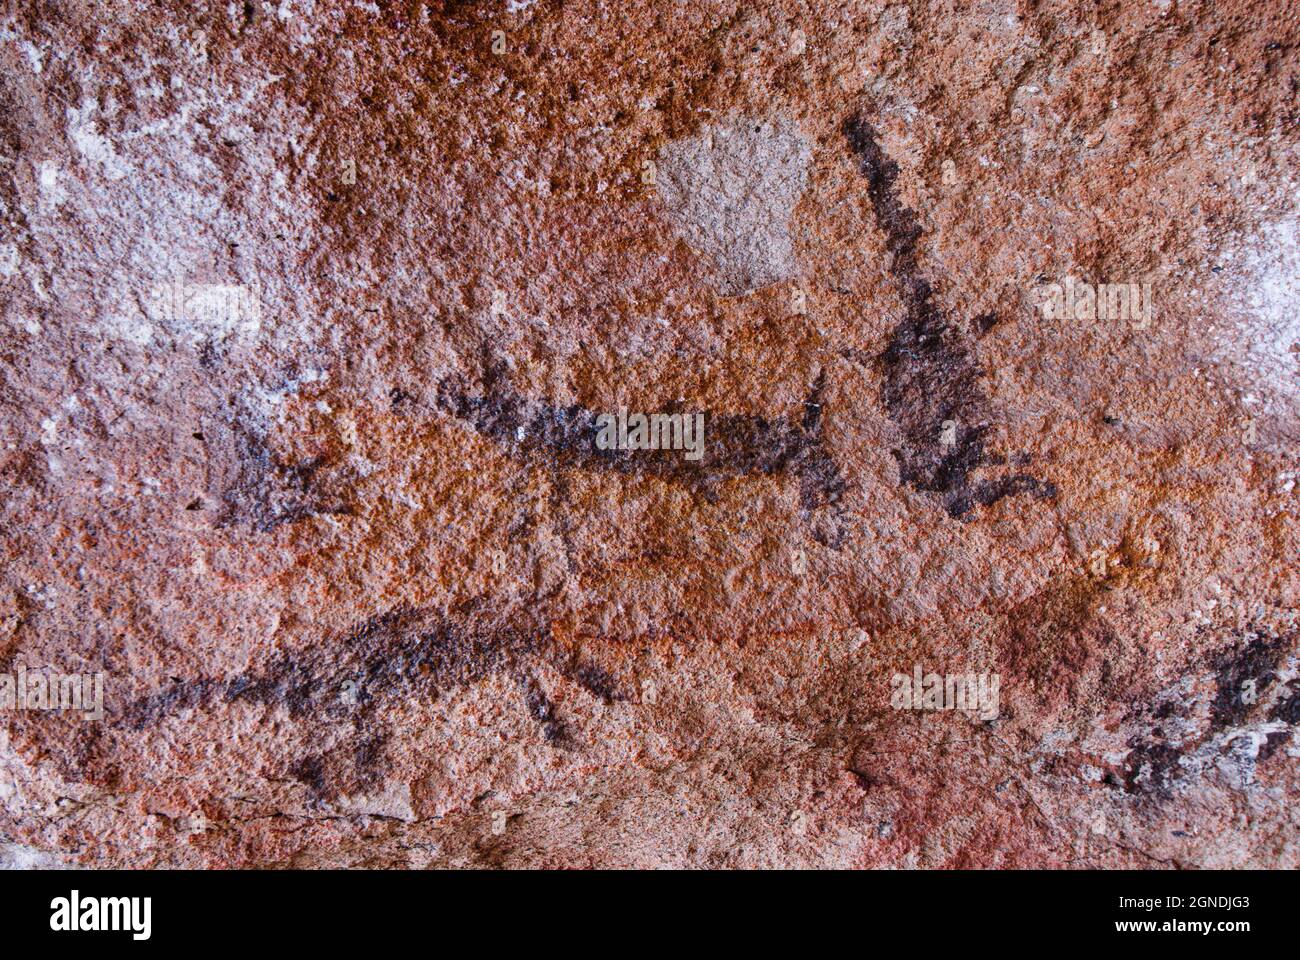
top-left (0, 0), bottom-right (1297, 869)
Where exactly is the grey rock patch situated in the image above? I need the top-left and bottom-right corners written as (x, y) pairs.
top-left (657, 116), bottom-right (811, 296)
top-left (0, 842), bottom-right (71, 870)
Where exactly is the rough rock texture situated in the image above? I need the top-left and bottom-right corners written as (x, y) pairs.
top-left (658, 115), bottom-right (811, 295)
top-left (0, 0), bottom-right (1297, 868)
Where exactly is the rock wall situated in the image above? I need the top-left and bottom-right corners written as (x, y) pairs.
top-left (0, 0), bottom-right (1296, 867)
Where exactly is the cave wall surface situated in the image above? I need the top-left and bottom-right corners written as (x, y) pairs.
top-left (0, 0), bottom-right (1297, 868)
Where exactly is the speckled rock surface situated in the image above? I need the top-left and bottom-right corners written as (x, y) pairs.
top-left (0, 0), bottom-right (1297, 868)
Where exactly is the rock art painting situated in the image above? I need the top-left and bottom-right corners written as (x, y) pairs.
top-left (0, 1), bottom-right (1296, 878)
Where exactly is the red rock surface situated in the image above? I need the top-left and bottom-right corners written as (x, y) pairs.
top-left (0, 0), bottom-right (1296, 868)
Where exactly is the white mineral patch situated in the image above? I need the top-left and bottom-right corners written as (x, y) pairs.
top-left (0, 29), bottom-right (44, 73)
top-left (37, 160), bottom-right (64, 209)
top-left (657, 116), bottom-right (811, 296)
top-left (0, 843), bottom-right (68, 870)
top-left (67, 100), bottom-right (131, 181)
top-left (8, 53), bottom-right (308, 356)
top-left (328, 781), bottom-right (417, 822)
top-left (1217, 214), bottom-right (1300, 413)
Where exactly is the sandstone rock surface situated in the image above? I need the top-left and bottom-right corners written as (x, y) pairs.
top-left (0, 0), bottom-right (1297, 868)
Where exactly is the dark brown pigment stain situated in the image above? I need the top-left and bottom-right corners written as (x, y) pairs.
top-left (122, 606), bottom-right (621, 797)
top-left (522, 676), bottom-right (566, 745)
top-left (843, 114), bottom-right (1055, 518)
top-left (1119, 629), bottom-right (1295, 797)
top-left (211, 407), bottom-right (354, 533)
top-left (1209, 631), bottom-right (1289, 728)
top-left (431, 358), bottom-right (847, 545)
